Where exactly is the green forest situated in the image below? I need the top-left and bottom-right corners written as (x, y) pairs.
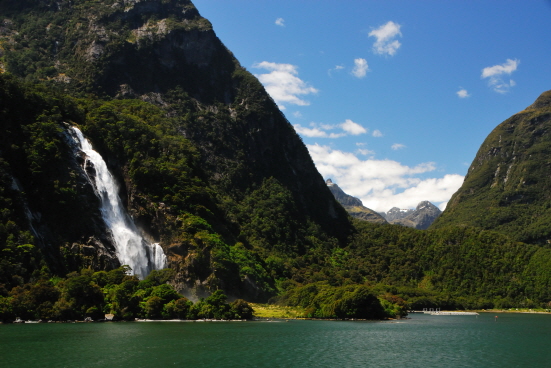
top-left (0, 267), bottom-right (254, 321)
top-left (1, 0), bottom-right (551, 322)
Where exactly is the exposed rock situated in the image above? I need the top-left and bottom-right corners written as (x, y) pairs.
top-left (384, 207), bottom-right (414, 223)
top-left (326, 179), bottom-right (387, 224)
top-left (387, 201), bottom-right (442, 230)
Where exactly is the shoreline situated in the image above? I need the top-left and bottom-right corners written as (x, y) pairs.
top-left (476, 309), bottom-right (551, 314)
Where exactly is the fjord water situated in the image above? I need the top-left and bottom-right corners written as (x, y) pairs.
top-left (69, 127), bottom-right (166, 278)
top-left (2, 313), bottom-right (550, 367)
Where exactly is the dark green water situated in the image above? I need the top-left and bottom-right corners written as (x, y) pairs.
top-left (1, 313), bottom-right (550, 367)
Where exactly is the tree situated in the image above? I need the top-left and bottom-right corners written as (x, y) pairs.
top-left (230, 299), bottom-right (254, 319)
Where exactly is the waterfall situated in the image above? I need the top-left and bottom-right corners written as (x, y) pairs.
top-left (68, 126), bottom-right (166, 279)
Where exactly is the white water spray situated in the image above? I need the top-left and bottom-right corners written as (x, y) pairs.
top-left (69, 126), bottom-right (166, 278)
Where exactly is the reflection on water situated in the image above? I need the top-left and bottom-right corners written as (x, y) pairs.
top-left (1, 313), bottom-right (551, 367)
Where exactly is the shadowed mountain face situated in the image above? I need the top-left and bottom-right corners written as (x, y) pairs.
top-left (0, 0), bottom-right (352, 299)
top-left (431, 90), bottom-right (551, 244)
top-left (326, 180), bottom-right (387, 224)
top-left (0, 0), bottom-right (348, 228)
top-left (5, 1), bottom-right (551, 311)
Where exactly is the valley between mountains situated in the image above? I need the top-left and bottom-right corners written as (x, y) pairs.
top-left (1, 0), bottom-right (551, 321)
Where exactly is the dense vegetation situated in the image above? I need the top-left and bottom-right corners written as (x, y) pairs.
top-left (2, 0), bottom-right (551, 322)
top-left (0, 267), bottom-right (254, 321)
top-left (3, 74), bottom-right (551, 317)
top-left (432, 91), bottom-right (551, 245)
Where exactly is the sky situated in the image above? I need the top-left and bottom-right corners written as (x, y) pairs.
top-left (192, 0), bottom-right (551, 212)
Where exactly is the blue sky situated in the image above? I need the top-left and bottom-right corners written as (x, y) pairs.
top-left (192, 0), bottom-right (551, 212)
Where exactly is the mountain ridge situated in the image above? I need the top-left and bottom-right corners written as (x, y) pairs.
top-left (0, 0), bottom-right (352, 300)
top-left (431, 90), bottom-right (551, 244)
top-left (383, 201), bottom-right (442, 230)
top-left (2, 0), bottom-right (551, 315)
top-left (326, 179), bottom-right (387, 224)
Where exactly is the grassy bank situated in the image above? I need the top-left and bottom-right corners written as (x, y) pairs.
top-left (250, 304), bottom-right (306, 319)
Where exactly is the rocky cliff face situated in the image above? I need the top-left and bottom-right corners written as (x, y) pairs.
top-left (326, 179), bottom-right (387, 224)
top-left (431, 90), bottom-right (551, 244)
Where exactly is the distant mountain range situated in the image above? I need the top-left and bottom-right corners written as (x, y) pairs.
top-left (382, 201), bottom-right (442, 230)
top-left (326, 179), bottom-right (386, 224)
top-left (326, 179), bottom-right (441, 229)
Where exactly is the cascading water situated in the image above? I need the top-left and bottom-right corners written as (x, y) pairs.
top-left (68, 126), bottom-right (166, 279)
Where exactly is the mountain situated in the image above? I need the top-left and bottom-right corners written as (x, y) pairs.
top-left (431, 90), bottom-right (551, 244)
top-left (3, 0), bottom-right (551, 314)
top-left (383, 201), bottom-right (442, 230)
top-left (326, 179), bottom-right (387, 224)
top-left (0, 0), bottom-right (351, 300)
top-left (383, 207), bottom-right (414, 222)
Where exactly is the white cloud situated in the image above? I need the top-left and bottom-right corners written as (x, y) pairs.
top-left (328, 64), bottom-right (345, 77)
top-left (275, 18), bottom-right (285, 27)
top-left (369, 21), bottom-right (402, 56)
top-left (341, 119), bottom-right (367, 135)
top-left (457, 89), bottom-right (470, 98)
top-left (254, 62), bottom-right (318, 109)
top-left (294, 119), bottom-right (367, 138)
top-left (357, 148), bottom-right (375, 156)
top-left (294, 124), bottom-right (332, 138)
top-left (293, 111), bottom-right (302, 118)
top-left (481, 59), bottom-right (519, 93)
top-left (481, 59), bottom-right (519, 78)
top-left (391, 143), bottom-right (406, 150)
top-left (308, 144), bottom-right (464, 212)
top-left (352, 58), bottom-right (369, 78)
top-left (372, 129), bottom-right (383, 137)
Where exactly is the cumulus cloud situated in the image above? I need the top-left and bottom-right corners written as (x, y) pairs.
top-left (457, 89), bottom-right (470, 98)
top-left (481, 59), bottom-right (519, 93)
top-left (254, 62), bottom-right (318, 109)
top-left (341, 119), bottom-right (367, 135)
top-left (294, 124), bottom-right (341, 138)
top-left (391, 143), bottom-right (406, 150)
top-left (372, 129), bottom-right (383, 137)
top-left (352, 58), bottom-right (369, 78)
top-left (369, 21), bottom-right (402, 56)
top-left (275, 18), bottom-right (285, 27)
top-left (307, 144), bottom-right (464, 212)
top-left (294, 119), bottom-right (367, 138)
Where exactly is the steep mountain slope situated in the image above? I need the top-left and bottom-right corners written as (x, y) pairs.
top-left (4, 0), bottom-right (551, 312)
top-left (0, 0), bottom-right (347, 230)
top-left (432, 90), bottom-right (551, 244)
top-left (386, 201), bottom-right (441, 230)
top-left (0, 0), bottom-right (352, 299)
top-left (326, 179), bottom-right (387, 224)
